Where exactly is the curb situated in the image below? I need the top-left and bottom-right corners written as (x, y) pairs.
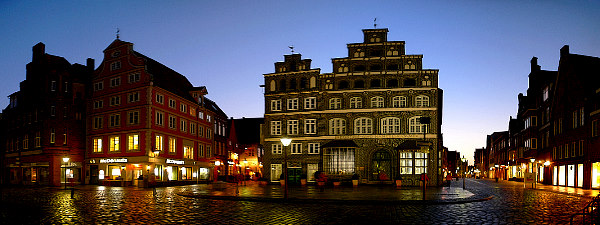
top-left (177, 193), bottom-right (494, 205)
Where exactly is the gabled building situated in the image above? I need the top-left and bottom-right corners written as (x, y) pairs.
top-left (231, 117), bottom-right (264, 179)
top-left (263, 28), bottom-right (444, 186)
top-left (86, 39), bottom-right (218, 185)
top-left (1, 43), bottom-right (93, 186)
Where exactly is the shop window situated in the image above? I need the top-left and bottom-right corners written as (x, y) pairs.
top-left (324, 147), bottom-right (355, 175)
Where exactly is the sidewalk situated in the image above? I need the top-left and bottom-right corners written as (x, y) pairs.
top-left (491, 178), bottom-right (600, 199)
top-left (176, 180), bottom-right (491, 205)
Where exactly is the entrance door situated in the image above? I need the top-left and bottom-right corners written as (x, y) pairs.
top-left (90, 165), bottom-right (99, 185)
top-left (287, 168), bottom-right (301, 184)
top-left (371, 150), bottom-right (391, 181)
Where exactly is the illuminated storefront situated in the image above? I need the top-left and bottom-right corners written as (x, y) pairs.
top-left (592, 162), bottom-right (600, 188)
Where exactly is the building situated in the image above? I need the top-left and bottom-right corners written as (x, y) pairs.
top-left (86, 39), bottom-right (219, 185)
top-left (1, 43), bottom-right (93, 186)
top-left (263, 28), bottom-right (444, 186)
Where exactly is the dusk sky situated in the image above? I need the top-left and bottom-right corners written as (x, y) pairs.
top-left (1, 1), bottom-right (599, 163)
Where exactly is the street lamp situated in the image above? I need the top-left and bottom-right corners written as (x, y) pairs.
top-left (280, 138), bottom-right (292, 200)
top-left (62, 157), bottom-right (70, 189)
top-left (461, 156), bottom-right (466, 189)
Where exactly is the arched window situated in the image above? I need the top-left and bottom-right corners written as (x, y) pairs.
top-left (269, 80), bottom-right (276, 92)
top-left (329, 118), bottom-right (346, 135)
top-left (354, 117), bottom-right (373, 134)
top-left (310, 77), bottom-right (316, 88)
top-left (329, 98), bottom-right (341, 109)
top-left (381, 117), bottom-right (401, 134)
top-left (392, 96), bottom-right (407, 108)
top-left (371, 96), bottom-right (384, 108)
top-left (387, 79), bottom-right (398, 88)
top-left (339, 81), bottom-right (349, 89)
top-left (409, 116), bottom-right (428, 134)
top-left (354, 80), bottom-right (365, 89)
top-left (370, 79), bottom-right (381, 88)
top-left (415, 95), bottom-right (430, 107)
top-left (349, 97), bottom-right (362, 108)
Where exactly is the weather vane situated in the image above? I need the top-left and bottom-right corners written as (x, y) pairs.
top-left (116, 28), bottom-right (120, 39)
top-left (374, 18), bottom-right (377, 28)
top-left (289, 45), bottom-right (294, 54)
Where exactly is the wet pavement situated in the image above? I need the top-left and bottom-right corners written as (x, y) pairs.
top-left (0, 178), bottom-right (597, 224)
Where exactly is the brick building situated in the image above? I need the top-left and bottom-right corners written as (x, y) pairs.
top-left (263, 28), bottom-right (444, 186)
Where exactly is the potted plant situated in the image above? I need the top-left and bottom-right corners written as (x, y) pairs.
top-left (395, 174), bottom-right (403, 187)
top-left (331, 178), bottom-right (341, 187)
top-left (351, 173), bottom-right (359, 186)
top-left (300, 174), bottom-right (307, 186)
top-left (314, 171), bottom-right (327, 186)
top-left (279, 173), bottom-right (285, 186)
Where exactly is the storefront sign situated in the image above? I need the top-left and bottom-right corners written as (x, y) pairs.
top-left (228, 161), bottom-right (235, 165)
top-left (166, 159), bottom-right (185, 165)
top-left (99, 158), bottom-right (128, 163)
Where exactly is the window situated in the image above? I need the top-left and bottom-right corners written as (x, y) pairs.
top-left (329, 98), bottom-right (341, 109)
top-left (128, 134), bottom-right (139, 151)
top-left (110, 77), bottom-right (121, 87)
top-left (287, 98), bottom-right (299, 110)
top-left (287, 120), bottom-right (298, 135)
top-left (190, 123), bottom-right (196, 135)
top-left (109, 136), bottom-right (120, 152)
top-left (573, 110), bottom-right (579, 129)
top-left (110, 61), bottom-right (121, 71)
top-left (94, 100), bottom-right (103, 109)
top-left (128, 111), bottom-right (139, 125)
top-left (50, 128), bottom-right (55, 144)
top-left (93, 116), bottom-right (103, 129)
top-left (350, 97), bottom-right (362, 108)
top-left (270, 121), bottom-right (281, 135)
top-left (392, 96), bottom-right (407, 108)
top-left (304, 119), bottom-right (316, 134)
top-left (169, 99), bottom-right (176, 108)
top-left (581, 107), bottom-right (585, 127)
top-left (354, 117), bottom-right (373, 134)
top-left (180, 104), bottom-right (187, 113)
top-left (580, 140), bottom-right (584, 156)
top-left (381, 117), bottom-right (401, 134)
top-left (35, 132), bottom-right (40, 148)
top-left (271, 100), bottom-right (282, 111)
top-left (109, 114), bottom-right (121, 127)
top-left (156, 94), bottom-right (164, 104)
top-left (50, 106), bottom-right (56, 116)
top-left (271, 164), bottom-right (282, 182)
top-left (156, 111), bottom-right (164, 126)
top-left (304, 97), bottom-right (316, 109)
top-left (324, 147), bottom-right (355, 174)
top-left (415, 95), bottom-right (429, 107)
top-left (543, 86), bottom-right (549, 101)
top-left (23, 135), bottom-right (28, 149)
top-left (415, 152), bottom-right (428, 174)
top-left (128, 92), bottom-right (140, 103)
top-left (93, 138), bottom-right (103, 153)
top-left (184, 145), bottom-right (194, 159)
top-left (64, 82), bottom-right (68, 92)
top-left (206, 145), bottom-right (212, 157)
top-left (169, 116), bottom-right (177, 129)
top-left (110, 96), bottom-right (121, 106)
top-left (409, 116), bottom-right (428, 134)
top-left (291, 143), bottom-right (302, 154)
top-left (129, 73), bottom-right (140, 83)
top-left (198, 126), bottom-right (204, 137)
top-left (271, 144), bottom-right (282, 154)
top-left (169, 137), bottom-right (176, 153)
top-left (329, 118), bottom-right (346, 135)
top-left (300, 143), bottom-right (317, 155)
top-left (94, 82), bottom-right (104, 91)
top-left (155, 135), bottom-right (164, 151)
top-left (399, 152), bottom-right (413, 174)
top-left (180, 120), bottom-right (187, 132)
top-left (198, 144), bottom-right (205, 158)
top-left (525, 116), bottom-right (537, 129)
top-left (371, 96), bottom-right (384, 108)
top-left (51, 81), bottom-right (57, 91)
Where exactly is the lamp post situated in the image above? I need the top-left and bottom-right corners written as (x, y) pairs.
top-left (62, 157), bottom-right (70, 189)
top-left (280, 138), bottom-right (292, 200)
top-left (461, 156), bottom-right (466, 189)
top-left (530, 158), bottom-right (536, 188)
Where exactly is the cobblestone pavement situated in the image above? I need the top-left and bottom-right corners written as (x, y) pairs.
top-left (0, 179), bottom-right (595, 224)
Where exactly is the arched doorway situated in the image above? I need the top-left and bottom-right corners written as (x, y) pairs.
top-left (371, 150), bottom-right (392, 181)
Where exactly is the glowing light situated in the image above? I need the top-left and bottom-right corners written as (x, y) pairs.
top-left (280, 138), bottom-right (292, 146)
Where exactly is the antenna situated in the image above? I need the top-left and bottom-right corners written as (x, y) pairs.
top-left (288, 45), bottom-right (294, 54)
top-left (116, 28), bottom-right (120, 39)
top-left (374, 18), bottom-right (377, 28)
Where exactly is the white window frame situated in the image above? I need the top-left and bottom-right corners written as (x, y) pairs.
top-left (350, 97), bottom-right (362, 109)
top-left (392, 96), bottom-right (407, 108)
top-left (291, 143), bottom-right (302, 154)
top-left (271, 144), bottom-right (282, 154)
top-left (271, 99), bottom-right (282, 111)
top-left (371, 96), bottom-right (384, 108)
top-left (381, 117), bottom-right (401, 134)
top-left (329, 118), bottom-right (346, 135)
top-left (287, 120), bottom-right (299, 135)
top-left (304, 119), bottom-right (316, 134)
top-left (287, 98), bottom-right (299, 110)
top-left (415, 95), bottom-right (430, 107)
top-left (354, 117), bottom-right (373, 134)
top-left (304, 97), bottom-right (316, 110)
top-left (329, 98), bottom-right (341, 109)
top-left (308, 143), bottom-right (320, 154)
top-left (409, 116), bottom-right (428, 134)
top-left (270, 121), bottom-right (281, 135)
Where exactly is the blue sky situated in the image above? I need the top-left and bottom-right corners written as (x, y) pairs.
top-left (1, 1), bottom-right (599, 163)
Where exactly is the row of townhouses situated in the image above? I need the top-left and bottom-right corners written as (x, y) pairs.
top-left (263, 28), bottom-right (446, 186)
top-left (0, 39), bottom-right (261, 187)
top-left (475, 46), bottom-right (600, 189)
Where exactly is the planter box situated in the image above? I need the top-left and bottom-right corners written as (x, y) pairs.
top-left (395, 180), bottom-right (402, 187)
top-left (352, 180), bottom-right (359, 186)
top-left (300, 179), bottom-right (307, 186)
top-left (317, 181), bottom-right (325, 186)
top-left (280, 180), bottom-right (285, 186)
top-left (333, 181), bottom-right (341, 186)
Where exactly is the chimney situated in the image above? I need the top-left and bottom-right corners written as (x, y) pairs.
top-left (86, 58), bottom-right (95, 70)
top-left (32, 42), bottom-right (45, 61)
top-left (530, 57), bottom-right (540, 72)
top-left (560, 45), bottom-right (570, 57)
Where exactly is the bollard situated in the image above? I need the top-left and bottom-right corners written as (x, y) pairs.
top-left (153, 187), bottom-right (156, 196)
top-left (70, 188), bottom-right (74, 199)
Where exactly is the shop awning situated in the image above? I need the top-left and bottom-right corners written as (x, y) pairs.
top-left (321, 140), bottom-right (359, 148)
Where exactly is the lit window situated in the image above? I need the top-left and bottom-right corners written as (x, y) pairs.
top-left (415, 152), bottom-right (428, 174)
top-left (399, 152), bottom-right (413, 174)
top-left (109, 136), bottom-right (120, 152)
top-left (155, 135), bottom-right (163, 151)
top-left (324, 147), bottom-right (354, 174)
top-left (93, 138), bottom-right (103, 153)
top-left (128, 134), bottom-right (139, 151)
top-left (184, 145), bottom-right (194, 159)
top-left (169, 137), bottom-right (176, 153)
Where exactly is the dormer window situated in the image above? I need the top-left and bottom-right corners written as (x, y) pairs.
top-left (110, 61), bottom-right (121, 71)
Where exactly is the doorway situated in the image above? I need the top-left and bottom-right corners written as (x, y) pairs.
top-left (371, 150), bottom-right (391, 181)
top-left (287, 168), bottom-right (302, 184)
top-left (90, 165), bottom-right (99, 185)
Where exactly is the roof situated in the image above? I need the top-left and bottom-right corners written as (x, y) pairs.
top-left (132, 51), bottom-right (197, 102)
